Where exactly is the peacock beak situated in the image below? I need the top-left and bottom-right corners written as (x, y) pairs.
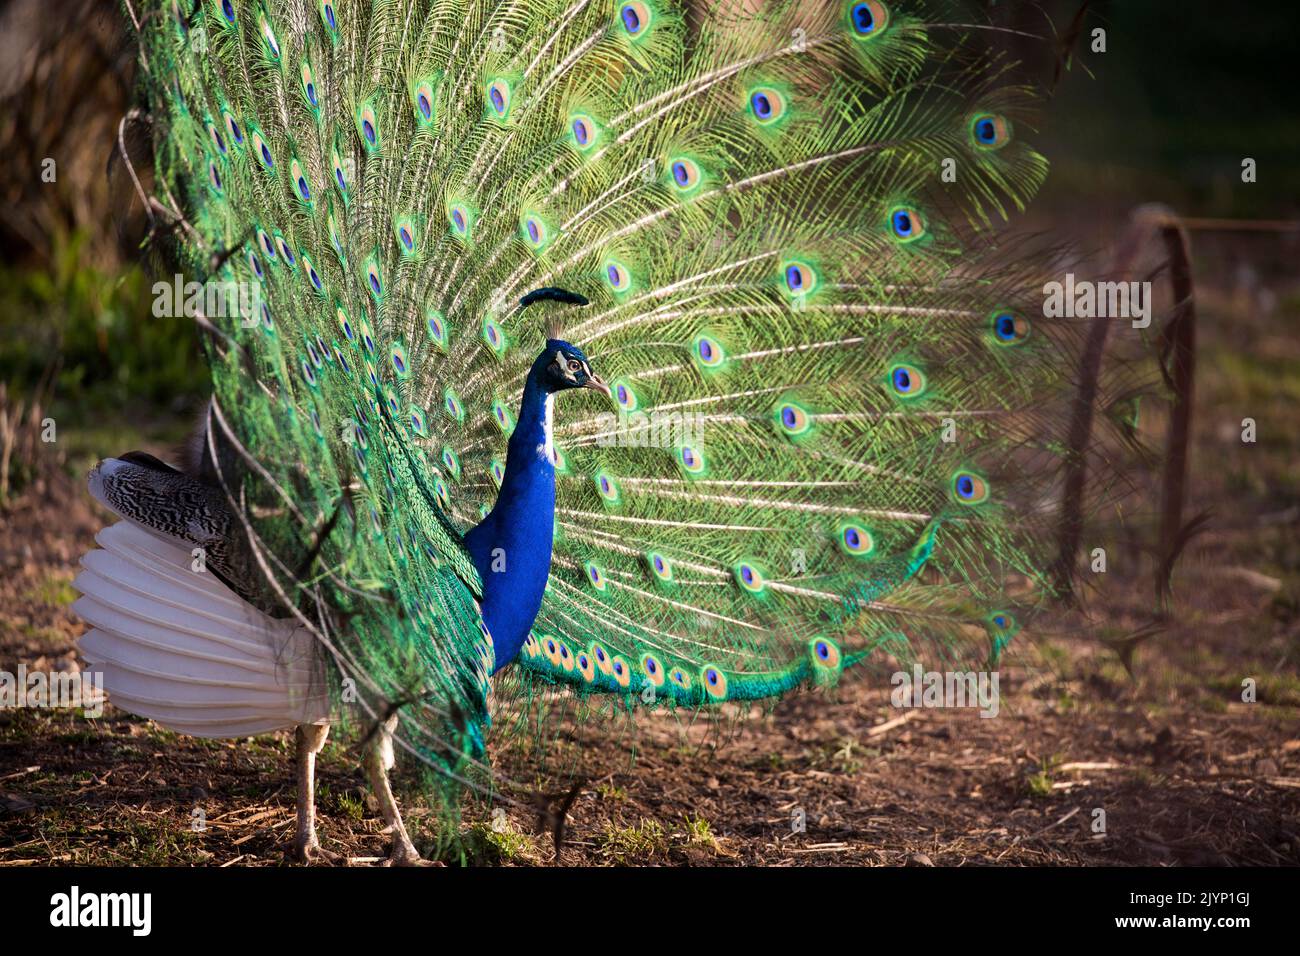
top-left (584, 373), bottom-right (611, 399)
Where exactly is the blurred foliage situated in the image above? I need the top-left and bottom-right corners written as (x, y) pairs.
top-left (0, 228), bottom-right (204, 416)
top-left (0, 0), bottom-right (138, 269)
top-left (1038, 0), bottom-right (1299, 220)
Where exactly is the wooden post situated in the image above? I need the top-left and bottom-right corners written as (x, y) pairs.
top-left (1053, 205), bottom-right (1196, 619)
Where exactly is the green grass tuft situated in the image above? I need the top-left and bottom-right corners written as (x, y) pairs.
top-left (598, 818), bottom-right (666, 864)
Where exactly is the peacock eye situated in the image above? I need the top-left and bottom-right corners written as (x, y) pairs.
top-left (567, 359), bottom-right (581, 372)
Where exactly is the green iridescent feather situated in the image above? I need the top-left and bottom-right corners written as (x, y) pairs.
top-left (127, 0), bottom-right (1088, 781)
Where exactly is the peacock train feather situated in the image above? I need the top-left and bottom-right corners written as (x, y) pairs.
top-left (106, 0), bottom-right (1098, 794)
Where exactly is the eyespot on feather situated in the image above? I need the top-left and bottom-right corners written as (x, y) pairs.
top-left (951, 471), bottom-right (990, 505)
top-left (970, 112), bottom-right (1012, 150)
top-left (591, 643), bottom-right (614, 676)
top-left (413, 81), bottom-right (436, 125)
top-left (888, 363), bottom-right (926, 398)
top-left (443, 387), bottom-right (464, 423)
top-left (641, 654), bottom-right (666, 688)
top-left (569, 113), bottom-right (599, 150)
top-left (734, 562), bottom-right (766, 595)
top-left (888, 205), bottom-right (925, 242)
top-left (702, 666), bottom-right (728, 699)
top-left (646, 551), bottom-right (673, 583)
top-left (520, 213), bottom-right (551, 250)
top-left (223, 112), bottom-right (243, 146)
top-left (810, 638), bottom-right (843, 669)
top-left (691, 333), bottom-right (726, 370)
top-left (290, 158), bottom-right (312, 203)
top-left (846, 1), bottom-right (890, 38)
top-left (356, 103), bottom-right (379, 149)
top-left (668, 157), bottom-right (702, 192)
top-left (252, 132), bottom-right (273, 169)
top-left (317, 1), bottom-right (337, 36)
top-left (426, 309), bottom-right (448, 352)
top-left (838, 522), bottom-right (875, 556)
top-left (619, 2), bottom-right (652, 38)
top-left (611, 378), bottom-right (638, 411)
top-left (782, 260), bottom-right (817, 296)
top-left (676, 444), bottom-right (705, 477)
top-left (594, 470), bottom-right (620, 504)
top-left (486, 79), bottom-right (512, 120)
top-left (364, 258), bottom-right (382, 300)
top-left (990, 310), bottom-right (1030, 345)
top-left (774, 400), bottom-right (812, 438)
top-left (301, 62), bottom-right (319, 109)
top-left (604, 259), bottom-right (631, 292)
top-left (748, 86), bottom-right (788, 125)
top-left (409, 405), bottom-right (428, 438)
top-left (258, 16), bottom-right (280, 60)
top-left (447, 203), bottom-right (474, 240)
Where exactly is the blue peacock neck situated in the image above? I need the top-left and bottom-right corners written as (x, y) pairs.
top-left (463, 363), bottom-right (556, 674)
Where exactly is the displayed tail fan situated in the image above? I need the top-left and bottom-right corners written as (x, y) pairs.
top-left (123, 0), bottom-right (1108, 779)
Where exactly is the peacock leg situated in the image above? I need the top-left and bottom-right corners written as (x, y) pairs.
top-left (364, 713), bottom-right (428, 866)
top-left (292, 722), bottom-right (334, 863)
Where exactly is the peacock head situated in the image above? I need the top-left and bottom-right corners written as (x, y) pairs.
top-left (536, 339), bottom-right (610, 398)
top-left (521, 293), bottom-right (609, 398)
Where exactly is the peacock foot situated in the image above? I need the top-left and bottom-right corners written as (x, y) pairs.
top-left (381, 832), bottom-right (440, 866)
top-left (289, 835), bottom-right (340, 865)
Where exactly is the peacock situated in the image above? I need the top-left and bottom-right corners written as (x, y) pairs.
top-left (74, 0), bottom-right (1097, 864)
